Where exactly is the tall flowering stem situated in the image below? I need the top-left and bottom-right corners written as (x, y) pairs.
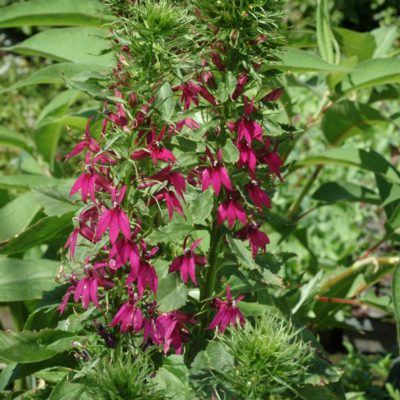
top-left (59, 0), bottom-right (288, 357)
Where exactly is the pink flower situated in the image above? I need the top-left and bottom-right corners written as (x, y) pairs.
top-left (131, 126), bottom-right (176, 166)
top-left (217, 192), bottom-right (247, 228)
top-left (169, 238), bottom-right (207, 285)
top-left (106, 90), bottom-right (128, 130)
top-left (174, 81), bottom-right (217, 110)
top-left (210, 51), bottom-right (226, 71)
top-left (236, 140), bottom-right (257, 174)
top-left (201, 148), bottom-right (233, 196)
top-left (97, 186), bottom-right (131, 243)
top-left (256, 138), bottom-right (283, 179)
top-left (209, 286), bottom-right (245, 333)
top-left (153, 188), bottom-right (185, 220)
top-left (246, 181), bottom-right (271, 209)
top-left (236, 221), bottom-right (270, 257)
top-left (143, 302), bottom-right (162, 345)
top-left (65, 118), bottom-right (101, 160)
top-left (109, 235), bottom-right (140, 270)
top-left (65, 228), bottom-right (79, 258)
top-left (231, 72), bottom-right (249, 100)
top-left (169, 118), bottom-right (200, 134)
top-left (227, 97), bottom-right (263, 145)
top-left (127, 241), bottom-right (158, 296)
top-left (157, 311), bottom-right (196, 354)
top-left (110, 287), bottom-right (143, 333)
top-left (262, 87), bottom-right (284, 102)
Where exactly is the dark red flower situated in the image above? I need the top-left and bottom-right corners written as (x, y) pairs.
top-left (236, 221), bottom-right (270, 257)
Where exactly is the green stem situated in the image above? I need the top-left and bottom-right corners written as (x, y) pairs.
top-left (288, 165), bottom-right (323, 220)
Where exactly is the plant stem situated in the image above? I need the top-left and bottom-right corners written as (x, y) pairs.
top-left (287, 165), bottom-right (323, 220)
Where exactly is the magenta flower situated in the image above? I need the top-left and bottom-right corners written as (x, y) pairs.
top-left (65, 118), bottom-right (101, 160)
top-left (227, 97), bottom-right (263, 145)
top-left (169, 238), bottom-right (207, 285)
top-left (109, 236), bottom-right (140, 270)
top-left (97, 186), bottom-right (131, 243)
top-left (174, 81), bottom-right (217, 110)
top-left (201, 148), bottom-right (233, 196)
top-left (231, 72), bottom-right (249, 101)
top-left (143, 302), bottom-right (162, 345)
top-left (237, 221), bottom-right (270, 257)
top-left (131, 126), bottom-right (176, 166)
top-left (210, 51), bottom-right (226, 72)
top-left (262, 87), bottom-right (284, 102)
top-left (209, 285), bottom-right (245, 333)
top-left (127, 241), bottom-right (158, 296)
top-left (170, 117), bottom-right (200, 134)
top-left (256, 138), bottom-right (283, 179)
top-left (65, 228), bottom-right (79, 258)
top-left (217, 192), bottom-right (247, 228)
top-left (157, 311), bottom-right (196, 354)
top-left (110, 287), bottom-right (143, 333)
top-left (106, 90), bottom-right (128, 130)
top-left (58, 275), bottom-right (78, 314)
top-left (153, 188), bottom-right (185, 220)
top-left (236, 140), bottom-right (257, 174)
top-left (246, 181), bottom-right (271, 209)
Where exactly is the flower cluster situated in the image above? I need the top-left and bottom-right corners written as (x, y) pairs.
top-left (59, 0), bottom-right (285, 355)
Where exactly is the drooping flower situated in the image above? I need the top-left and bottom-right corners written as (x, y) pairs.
top-left (169, 117), bottom-right (200, 134)
top-left (236, 221), bottom-right (270, 257)
top-left (65, 228), bottom-right (79, 258)
top-left (110, 287), bottom-right (143, 333)
top-left (131, 126), bottom-right (176, 166)
top-left (152, 188), bottom-right (185, 220)
top-left (109, 234), bottom-right (140, 270)
top-left (201, 148), bottom-right (233, 195)
top-left (96, 186), bottom-right (131, 243)
top-left (217, 192), bottom-right (247, 228)
top-left (209, 285), bottom-right (245, 333)
top-left (236, 140), bottom-right (257, 174)
top-left (262, 87), bottom-right (284, 102)
top-left (227, 97), bottom-right (263, 145)
top-left (231, 71), bottom-right (249, 101)
top-left (210, 51), bottom-right (226, 71)
top-left (65, 118), bottom-right (101, 160)
top-left (256, 138), bottom-right (283, 179)
top-left (174, 81), bottom-right (217, 111)
top-left (169, 238), bottom-right (207, 285)
top-left (157, 310), bottom-right (196, 354)
top-left (246, 180), bottom-right (271, 209)
top-left (127, 241), bottom-right (158, 296)
top-left (106, 90), bottom-right (128, 130)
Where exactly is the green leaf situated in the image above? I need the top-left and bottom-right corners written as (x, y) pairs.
top-left (392, 264), bottom-right (400, 351)
top-left (316, 0), bottom-right (337, 64)
top-left (146, 220), bottom-right (193, 245)
top-left (0, 0), bottom-right (110, 28)
top-left (0, 212), bottom-right (73, 255)
top-left (321, 101), bottom-right (387, 145)
top-left (154, 355), bottom-right (194, 400)
top-left (33, 187), bottom-right (78, 217)
top-left (333, 27), bottom-right (375, 62)
top-left (157, 274), bottom-right (189, 313)
top-left (312, 182), bottom-right (380, 204)
top-left (0, 258), bottom-right (60, 301)
top-left (49, 378), bottom-right (89, 400)
top-left (155, 82), bottom-right (175, 121)
top-left (372, 26), bottom-right (398, 58)
top-left (226, 235), bottom-right (258, 270)
top-left (297, 148), bottom-right (400, 184)
top-left (340, 58), bottom-right (400, 93)
top-left (0, 175), bottom-right (71, 190)
top-left (0, 126), bottom-right (35, 153)
top-left (6, 27), bottom-right (112, 66)
top-left (0, 62), bottom-right (107, 93)
top-left (191, 341), bottom-right (234, 373)
top-left (0, 192), bottom-right (42, 243)
top-left (0, 329), bottom-right (79, 363)
top-left (188, 188), bottom-right (213, 225)
top-left (222, 139), bottom-right (240, 164)
top-left (274, 48), bottom-right (350, 72)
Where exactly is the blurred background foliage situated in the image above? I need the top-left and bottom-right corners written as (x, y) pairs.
top-left (0, 0), bottom-right (399, 398)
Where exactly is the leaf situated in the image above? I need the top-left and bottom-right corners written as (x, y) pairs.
top-left (312, 182), bottom-right (380, 204)
top-left (0, 258), bottom-right (60, 301)
top-left (0, 62), bottom-right (107, 93)
top-left (316, 0), bottom-right (337, 64)
top-left (297, 148), bottom-right (400, 184)
top-left (157, 274), bottom-right (189, 313)
top-left (340, 58), bottom-right (400, 93)
top-left (0, 0), bottom-right (110, 28)
top-left (0, 175), bottom-right (71, 190)
top-left (222, 139), bottom-right (240, 164)
top-left (154, 355), bottom-right (194, 400)
top-left (0, 192), bottom-right (42, 243)
top-left (155, 82), bottom-right (175, 121)
top-left (0, 212), bottom-right (73, 255)
top-left (0, 329), bottom-right (79, 363)
top-left (321, 101), bottom-right (388, 145)
top-left (33, 187), bottom-right (78, 217)
top-left (146, 220), bottom-right (193, 245)
top-left (372, 26), bottom-right (398, 58)
top-left (393, 264), bottom-right (400, 351)
top-left (226, 235), bottom-right (258, 270)
top-left (0, 126), bottom-right (35, 153)
top-left (333, 27), bottom-right (375, 62)
top-left (6, 27), bottom-right (112, 66)
top-left (49, 378), bottom-right (89, 400)
top-left (274, 47), bottom-right (350, 72)
top-left (191, 341), bottom-right (234, 373)
top-left (188, 188), bottom-right (214, 225)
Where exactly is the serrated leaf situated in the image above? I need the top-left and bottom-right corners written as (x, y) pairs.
top-left (157, 274), bottom-right (189, 312)
top-left (0, 0), bottom-right (110, 28)
top-left (188, 188), bottom-right (213, 224)
top-left (0, 192), bottom-right (42, 243)
top-left (226, 235), bottom-right (258, 270)
top-left (49, 378), bottom-right (90, 400)
top-left (155, 82), bottom-right (175, 121)
top-left (33, 187), bottom-right (78, 217)
top-left (222, 139), bottom-right (239, 164)
top-left (146, 220), bottom-right (193, 245)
